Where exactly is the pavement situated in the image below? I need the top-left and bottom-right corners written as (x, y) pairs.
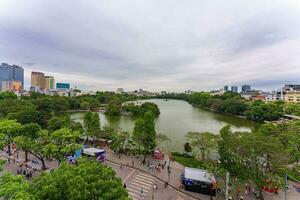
top-left (1, 149), bottom-right (300, 200)
top-left (109, 161), bottom-right (196, 200)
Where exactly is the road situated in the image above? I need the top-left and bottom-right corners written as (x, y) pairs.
top-left (109, 162), bottom-right (196, 200)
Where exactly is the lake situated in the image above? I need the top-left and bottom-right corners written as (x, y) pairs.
top-left (70, 99), bottom-right (261, 152)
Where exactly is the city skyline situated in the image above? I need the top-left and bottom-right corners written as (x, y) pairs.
top-left (1, 0), bottom-right (300, 92)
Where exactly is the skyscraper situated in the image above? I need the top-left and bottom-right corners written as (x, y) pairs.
top-left (44, 76), bottom-right (55, 90)
top-left (224, 85), bottom-right (229, 92)
top-left (231, 86), bottom-right (238, 93)
top-left (31, 71), bottom-right (45, 90)
top-left (242, 84), bottom-right (251, 92)
top-left (0, 63), bottom-right (24, 90)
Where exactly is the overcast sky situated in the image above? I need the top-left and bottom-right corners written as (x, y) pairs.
top-left (0, 0), bottom-right (300, 92)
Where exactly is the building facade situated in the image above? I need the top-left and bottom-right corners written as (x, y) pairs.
top-left (1, 80), bottom-right (22, 91)
top-left (241, 84), bottom-right (251, 92)
top-left (231, 86), bottom-right (238, 93)
top-left (44, 76), bottom-right (55, 90)
top-left (56, 82), bottom-right (70, 90)
top-left (285, 91), bottom-right (300, 103)
top-left (224, 85), bottom-right (229, 92)
top-left (31, 71), bottom-right (45, 90)
top-left (0, 63), bottom-right (24, 90)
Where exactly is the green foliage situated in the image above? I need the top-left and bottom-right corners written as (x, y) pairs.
top-left (105, 103), bottom-right (121, 116)
top-left (0, 173), bottom-right (33, 200)
top-left (218, 125), bottom-right (290, 199)
top-left (142, 111), bottom-right (156, 153)
top-left (188, 92), bottom-right (247, 115)
top-left (80, 101), bottom-right (90, 110)
top-left (110, 130), bottom-right (130, 152)
top-left (43, 128), bottom-right (81, 162)
top-left (172, 152), bottom-right (214, 171)
top-left (47, 115), bottom-right (70, 131)
top-left (122, 102), bottom-right (160, 117)
top-left (83, 112), bottom-right (100, 139)
top-left (0, 159), bottom-right (129, 200)
top-left (30, 159), bottom-right (129, 200)
top-left (0, 119), bottom-right (23, 154)
top-left (186, 131), bottom-right (219, 161)
top-left (285, 103), bottom-right (300, 116)
top-left (246, 100), bottom-right (282, 121)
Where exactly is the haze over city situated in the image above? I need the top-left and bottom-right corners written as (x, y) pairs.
top-left (0, 0), bottom-right (300, 91)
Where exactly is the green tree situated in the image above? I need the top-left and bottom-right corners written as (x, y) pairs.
top-left (0, 119), bottom-right (23, 155)
top-left (30, 158), bottom-right (129, 200)
top-left (218, 125), bottom-right (290, 200)
top-left (14, 123), bottom-right (41, 162)
top-left (0, 173), bottom-right (33, 200)
top-left (132, 118), bottom-right (144, 153)
top-left (186, 131), bottom-right (219, 161)
top-left (83, 112), bottom-right (100, 142)
top-left (141, 111), bottom-right (156, 154)
top-left (80, 101), bottom-right (90, 110)
top-left (47, 115), bottom-right (70, 132)
top-left (43, 128), bottom-right (81, 162)
top-left (105, 103), bottom-right (121, 116)
top-left (14, 127), bottom-right (48, 169)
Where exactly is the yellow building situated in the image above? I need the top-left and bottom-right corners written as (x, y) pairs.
top-left (31, 71), bottom-right (45, 90)
top-left (44, 76), bottom-right (55, 90)
top-left (285, 91), bottom-right (300, 103)
top-left (1, 80), bottom-right (22, 91)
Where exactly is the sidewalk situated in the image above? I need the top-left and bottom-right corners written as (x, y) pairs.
top-left (106, 149), bottom-right (213, 200)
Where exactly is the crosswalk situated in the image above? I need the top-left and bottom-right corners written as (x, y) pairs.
top-left (127, 173), bottom-right (155, 200)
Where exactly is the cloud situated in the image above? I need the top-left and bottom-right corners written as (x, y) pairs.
top-left (0, 0), bottom-right (300, 92)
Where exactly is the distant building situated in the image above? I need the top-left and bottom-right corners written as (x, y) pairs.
top-left (224, 85), bottom-right (229, 92)
top-left (241, 84), bottom-right (251, 92)
top-left (116, 88), bottom-right (124, 94)
top-left (0, 63), bottom-right (24, 90)
top-left (1, 80), bottom-right (22, 91)
top-left (241, 90), bottom-right (260, 100)
top-left (283, 84), bottom-right (300, 92)
top-left (231, 86), bottom-right (238, 93)
top-left (285, 91), bottom-right (300, 103)
top-left (56, 82), bottom-right (70, 90)
top-left (31, 71), bottom-right (45, 90)
top-left (265, 91), bottom-right (277, 102)
top-left (44, 76), bottom-right (55, 90)
top-left (210, 89), bottom-right (224, 96)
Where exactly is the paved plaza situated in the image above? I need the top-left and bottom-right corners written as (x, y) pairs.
top-left (1, 149), bottom-right (299, 200)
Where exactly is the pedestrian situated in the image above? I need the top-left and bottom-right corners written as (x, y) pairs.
top-left (164, 181), bottom-right (168, 188)
top-left (123, 183), bottom-right (126, 188)
top-left (153, 184), bottom-right (158, 191)
top-left (132, 161), bottom-right (134, 166)
top-left (140, 188), bottom-right (144, 196)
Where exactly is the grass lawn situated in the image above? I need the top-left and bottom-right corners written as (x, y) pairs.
top-left (172, 152), bottom-right (214, 170)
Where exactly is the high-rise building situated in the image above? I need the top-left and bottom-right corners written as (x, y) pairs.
top-left (31, 71), bottom-right (45, 90)
top-left (242, 84), bottom-right (251, 92)
top-left (231, 86), bottom-right (238, 93)
top-left (0, 63), bottom-right (24, 90)
top-left (224, 85), bottom-right (229, 92)
top-left (1, 80), bottom-right (22, 91)
top-left (44, 76), bottom-right (55, 90)
top-left (56, 82), bottom-right (70, 90)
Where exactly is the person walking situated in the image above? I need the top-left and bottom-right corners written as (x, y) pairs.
top-left (140, 188), bottom-right (144, 196)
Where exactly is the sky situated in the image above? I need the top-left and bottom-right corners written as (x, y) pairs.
top-left (0, 0), bottom-right (300, 92)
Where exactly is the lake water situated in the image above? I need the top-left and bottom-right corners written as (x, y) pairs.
top-left (70, 99), bottom-right (261, 152)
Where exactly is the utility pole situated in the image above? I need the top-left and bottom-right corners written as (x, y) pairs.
top-left (225, 172), bottom-right (230, 200)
